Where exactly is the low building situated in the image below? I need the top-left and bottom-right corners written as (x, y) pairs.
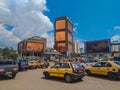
top-left (18, 36), bottom-right (46, 58)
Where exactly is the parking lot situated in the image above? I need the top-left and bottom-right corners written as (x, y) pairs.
top-left (0, 69), bottom-right (120, 90)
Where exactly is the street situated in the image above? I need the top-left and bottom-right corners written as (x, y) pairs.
top-left (0, 69), bottom-right (120, 90)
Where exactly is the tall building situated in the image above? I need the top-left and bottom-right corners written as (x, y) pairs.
top-left (54, 16), bottom-right (73, 56)
top-left (18, 36), bottom-right (46, 57)
top-left (73, 41), bottom-right (80, 54)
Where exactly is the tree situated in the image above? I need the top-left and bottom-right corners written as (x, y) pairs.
top-left (1, 47), bottom-right (18, 60)
top-left (2, 47), bottom-right (10, 58)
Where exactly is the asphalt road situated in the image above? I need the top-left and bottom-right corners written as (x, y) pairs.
top-left (0, 69), bottom-right (120, 90)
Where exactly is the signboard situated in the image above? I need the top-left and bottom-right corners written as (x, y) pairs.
top-left (55, 20), bottom-right (66, 30)
top-left (55, 31), bottom-right (66, 41)
top-left (85, 39), bottom-right (111, 53)
top-left (27, 42), bottom-right (44, 51)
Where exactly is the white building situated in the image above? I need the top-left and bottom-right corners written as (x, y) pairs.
top-left (111, 44), bottom-right (120, 52)
top-left (73, 41), bottom-right (80, 54)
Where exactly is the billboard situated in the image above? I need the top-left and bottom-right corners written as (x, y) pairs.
top-left (27, 42), bottom-right (44, 51)
top-left (55, 20), bottom-right (66, 30)
top-left (85, 39), bottom-right (111, 53)
top-left (55, 31), bottom-right (66, 41)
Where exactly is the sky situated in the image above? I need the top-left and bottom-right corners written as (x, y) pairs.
top-left (0, 0), bottom-right (120, 49)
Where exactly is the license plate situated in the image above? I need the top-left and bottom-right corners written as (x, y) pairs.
top-left (5, 72), bottom-right (12, 75)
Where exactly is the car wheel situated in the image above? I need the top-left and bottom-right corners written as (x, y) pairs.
top-left (11, 74), bottom-right (16, 79)
top-left (108, 73), bottom-right (117, 80)
top-left (65, 74), bottom-right (72, 83)
top-left (78, 78), bottom-right (82, 81)
top-left (44, 72), bottom-right (50, 79)
top-left (86, 70), bottom-right (92, 76)
top-left (25, 68), bottom-right (28, 71)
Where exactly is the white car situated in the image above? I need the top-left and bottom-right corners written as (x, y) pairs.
top-left (81, 59), bottom-right (98, 69)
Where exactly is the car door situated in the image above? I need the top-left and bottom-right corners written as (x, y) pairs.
top-left (98, 62), bottom-right (112, 75)
top-left (58, 63), bottom-right (71, 78)
top-left (49, 63), bottom-right (60, 77)
top-left (90, 62), bottom-right (102, 74)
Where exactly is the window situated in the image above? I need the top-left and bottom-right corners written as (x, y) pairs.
top-left (52, 63), bottom-right (61, 68)
top-left (114, 62), bottom-right (120, 66)
top-left (61, 63), bottom-right (70, 68)
top-left (105, 63), bottom-right (112, 67)
top-left (93, 63), bottom-right (101, 67)
top-left (72, 63), bottom-right (83, 70)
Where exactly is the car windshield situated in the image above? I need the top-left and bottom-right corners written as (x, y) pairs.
top-left (0, 61), bottom-right (13, 65)
top-left (20, 60), bottom-right (28, 64)
top-left (85, 59), bottom-right (97, 63)
top-left (114, 62), bottom-right (120, 66)
top-left (30, 62), bottom-right (34, 64)
top-left (71, 63), bottom-right (83, 70)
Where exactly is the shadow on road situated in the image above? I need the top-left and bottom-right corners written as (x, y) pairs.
top-left (41, 77), bottom-right (84, 84)
top-left (0, 76), bottom-right (14, 81)
top-left (87, 75), bottom-right (120, 81)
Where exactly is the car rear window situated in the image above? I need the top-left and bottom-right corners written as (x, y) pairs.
top-left (20, 60), bottom-right (28, 64)
top-left (85, 59), bottom-right (97, 63)
top-left (114, 62), bottom-right (120, 66)
top-left (71, 63), bottom-right (83, 70)
top-left (0, 61), bottom-right (13, 65)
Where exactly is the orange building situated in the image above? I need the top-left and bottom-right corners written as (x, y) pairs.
top-left (54, 16), bottom-right (73, 56)
top-left (18, 36), bottom-right (46, 57)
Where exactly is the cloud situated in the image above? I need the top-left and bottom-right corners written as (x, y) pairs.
top-left (41, 33), bottom-right (54, 48)
top-left (114, 26), bottom-right (120, 30)
top-left (0, 0), bottom-right (53, 49)
top-left (111, 35), bottom-right (120, 42)
top-left (73, 23), bottom-right (79, 32)
top-left (0, 24), bottom-right (20, 48)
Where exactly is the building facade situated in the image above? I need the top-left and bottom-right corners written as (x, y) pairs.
top-left (73, 41), bottom-right (80, 54)
top-left (18, 36), bottom-right (46, 57)
top-left (54, 16), bottom-right (73, 56)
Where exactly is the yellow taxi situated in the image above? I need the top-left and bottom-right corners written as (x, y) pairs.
top-left (43, 62), bottom-right (85, 83)
top-left (86, 61), bottom-right (120, 80)
top-left (36, 60), bottom-right (45, 68)
top-left (28, 60), bottom-right (37, 69)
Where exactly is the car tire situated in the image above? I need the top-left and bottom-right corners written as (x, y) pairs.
top-left (44, 72), bottom-right (50, 79)
top-left (65, 74), bottom-right (72, 83)
top-left (11, 74), bottom-right (16, 79)
top-left (78, 78), bottom-right (82, 81)
top-left (86, 70), bottom-right (92, 76)
top-left (108, 73), bottom-right (117, 80)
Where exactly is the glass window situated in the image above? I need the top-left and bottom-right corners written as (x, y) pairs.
top-left (114, 61), bottom-right (120, 66)
top-left (72, 63), bottom-right (83, 70)
top-left (0, 61), bottom-right (13, 65)
top-left (93, 63), bottom-right (101, 67)
top-left (61, 63), bottom-right (70, 68)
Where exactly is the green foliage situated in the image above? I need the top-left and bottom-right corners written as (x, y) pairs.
top-left (71, 53), bottom-right (80, 57)
top-left (0, 47), bottom-right (18, 60)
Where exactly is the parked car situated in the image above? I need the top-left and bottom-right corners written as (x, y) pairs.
top-left (86, 61), bottom-right (120, 80)
top-left (43, 62), bottom-right (85, 83)
top-left (81, 59), bottom-right (98, 69)
top-left (0, 60), bottom-right (18, 79)
top-left (34, 60), bottom-right (45, 68)
top-left (28, 60), bottom-right (37, 69)
top-left (16, 59), bottom-right (28, 71)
